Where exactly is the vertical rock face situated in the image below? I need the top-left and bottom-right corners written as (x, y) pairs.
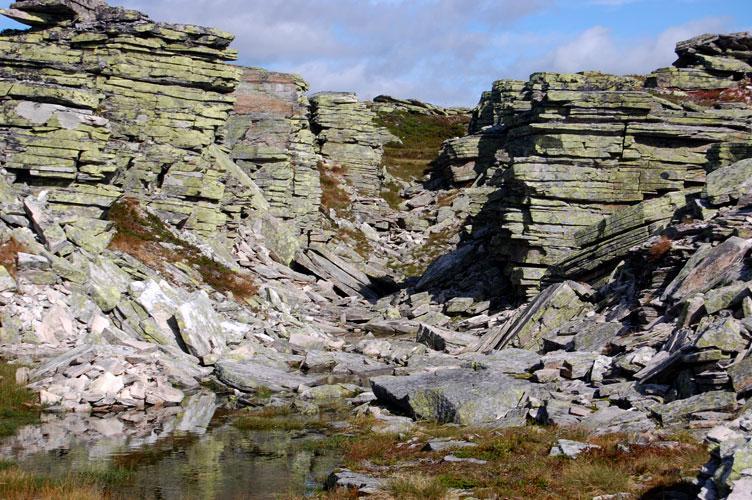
top-left (438, 35), bottom-right (752, 298)
top-left (224, 68), bottom-right (322, 229)
top-left (0, 0), bottom-right (247, 237)
top-left (310, 92), bottom-right (394, 197)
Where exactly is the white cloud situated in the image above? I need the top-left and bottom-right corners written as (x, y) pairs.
top-left (97, 1), bottom-right (740, 106)
top-left (536, 17), bottom-right (730, 75)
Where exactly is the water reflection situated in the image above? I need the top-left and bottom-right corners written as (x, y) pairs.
top-left (1, 392), bottom-right (342, 499)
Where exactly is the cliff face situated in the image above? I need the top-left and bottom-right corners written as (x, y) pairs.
top-left (0, 0), bottom-right (252, 241)
top-left (225, 68), bottom-right (321, 229)
top-left (438, 34), bottom-right (752, 298)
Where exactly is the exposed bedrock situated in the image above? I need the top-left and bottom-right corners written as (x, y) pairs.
top-left (436, 33), bottom-right (752, 298)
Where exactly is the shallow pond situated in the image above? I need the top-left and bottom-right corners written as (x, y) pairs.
top-left (0, 392), bottom-right (344, 499)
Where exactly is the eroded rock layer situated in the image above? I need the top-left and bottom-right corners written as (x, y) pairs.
top-left (225, 68), bottom-right (322, 229)
top-left (439, 34), bottom-right (752, 297)
top-left (0, 0), bottom-right (251, 238)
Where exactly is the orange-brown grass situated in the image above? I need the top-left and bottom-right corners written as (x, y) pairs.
top-left (315, 422), bottom-right (708, 499)
top-left (108, 198), bottom-right (257, 299)
top-left (0, 238), bottom-right (27, 279)
top-left (0, 461), bottom-right (135, 500)
top-left (647, 235), bottom-right (673, 262)
top-left (318, 163), bottom-right (353, 217)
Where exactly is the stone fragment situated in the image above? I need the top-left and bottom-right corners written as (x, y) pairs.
top-left (652, 391), bottom-right (737, 426)
top-left (415, 323), bottom-right (477, 352)
top-left (476, 281), bottom-right (592, 352)
top-left (549, 439), bottom-right (601, 458)
top-left (664, 237), bottom-right (752, 303)
top-left (422, 439), bottom-right (478, 452)
top-left (325, 469), bottom-right (384, 494)
top-left (175, 290), bottom-right (226, 361)
top-left (215, 359), bottom-right (307, 393)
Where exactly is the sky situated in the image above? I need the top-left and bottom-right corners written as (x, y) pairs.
top-left (1, 0), bottom-right (751, 106)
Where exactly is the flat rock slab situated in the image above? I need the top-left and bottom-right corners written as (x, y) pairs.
top-left (325, 469), bottom-right (384, 494)
top-left (423, 439), bottom-right (478, 452)
top-left (371, 368), bottom-right (543, 426)
top-left (460, 348), bottom-right (542, 375)
top-left (652, 391), bottom-right (738, 426)
top-left (416, 323), bottom-right (478, 352)
top-left (550, 439), bottom-right (601, 458)
top-left (215, 360), bottom-right (307, 393)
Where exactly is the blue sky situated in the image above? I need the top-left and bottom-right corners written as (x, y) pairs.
top-left (1, 0), bottom-right (751, 106)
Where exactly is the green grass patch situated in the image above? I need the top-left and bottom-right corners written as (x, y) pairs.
top-left (0, 363), bottom-right (40, 438)
top-left (376, 111), bottom-right (469, 182)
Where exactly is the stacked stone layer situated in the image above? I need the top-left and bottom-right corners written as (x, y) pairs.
top-left (311, 92), bottom-right (394, 196)
top-left (224, 68), bottom-right (322, 229)
top-left (439, 37), bottom-right (752, 298)
top-left (0, 0), bottom-right (247, 238)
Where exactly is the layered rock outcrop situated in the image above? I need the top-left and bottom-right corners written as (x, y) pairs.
top-left (438, 34), bottom-right (752, 298)
top-left (311, 92), bottom-right (394, 196)
top-left (224, 68), bottom-right (322, 229)
top-left (0, 0), bottom-right (252, 239)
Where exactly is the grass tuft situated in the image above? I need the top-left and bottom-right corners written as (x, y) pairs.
top-left (108, 197), bottom-right (257, 299)
top-left (0, 363), bottom-right (40, 438)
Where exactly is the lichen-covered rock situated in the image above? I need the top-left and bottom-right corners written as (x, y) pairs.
top-left (224, 68), bottom-right (322, 229)
top-left (437, 35), bottom-right (752, 297)
top-left (371, 368), bottom-right (541, 425)
top-left (310, 92), bottom-right (394, 196)
top-left (0, 0), bottom-right (243, 237)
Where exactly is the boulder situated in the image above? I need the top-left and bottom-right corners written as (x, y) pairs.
top-left (371, 369), bottom-right (541, 425)
top-left (174, 291), bottom-right (226, 361)
top-left (215, 359), bottom-right (307, 394)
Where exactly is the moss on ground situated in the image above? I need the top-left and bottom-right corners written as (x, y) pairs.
top-left (108, 197), bottom-right (257, 299)
top-left (0, 363), bottom-right (40, 438)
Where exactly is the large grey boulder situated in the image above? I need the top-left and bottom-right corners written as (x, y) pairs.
top-left (371, 368), bottom-right (541, 425)
top-left (174, 290), bottom-right (226, 361)
top-left (215, 359), bottom-right (307, 393)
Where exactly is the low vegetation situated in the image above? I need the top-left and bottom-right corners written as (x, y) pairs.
top-left (318, 163), bottom-right (353, 218)
top-left (0, 461), bottom-right (134, 500)
top-left (0, 238), bottom-right (26, 279)
top-left (376, 111), bottom-right (470, 210)
top-left (108, 197), bottom-right (257, 299)
top-left (647, 235), bottom-right (673, 262)
top-left (0, 363), bottom-right (39, 437)
top-left (314, 421), bottom-right (708, 499)
top-left (233, 406), bottom-right (327, 433)
top-left (317, 162), bottom-right (372, 258)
